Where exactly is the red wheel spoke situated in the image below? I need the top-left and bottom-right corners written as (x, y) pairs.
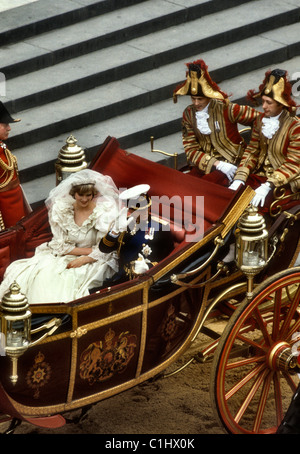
top-left (225, 362), bottom-right (266, 400)
top-left (272, 288), bottom-right (283, 341)
top-left (233, 368), bottom-right (270, 425)
top-left (253, 307), bottom-right (272, 346)
top-left (280, 284), bottom-right (300, 338)
top-left (211, 269), bottom-right (300, 434)
top-left (286, 315), bottom-right (300, 343)
top-left (252, 370), bottom-right (273, 433)
top-left (273, 372), bottom-right (284, 426)
top-left (225, 355), bottom-right (265, 371)
top-left (281, 370), bottom-right (298, 393)
top-left (236, 333), bottom-right (267, 353)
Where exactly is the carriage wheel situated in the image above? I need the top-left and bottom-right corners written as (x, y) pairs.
top-left (210, 267), bottom-right (300, 434)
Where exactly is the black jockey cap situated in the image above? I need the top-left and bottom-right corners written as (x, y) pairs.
top-left (0, 102), bottom-right (20, 123)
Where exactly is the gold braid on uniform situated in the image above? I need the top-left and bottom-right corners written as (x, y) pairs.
top-left (0, 210), bottom-right (5, 231)
top-left (102, 236), bottom-right (116, 248)
top-left (0, 143), bottom-right (18, 190)
top-left (117, 231), bottom-right (126, 255)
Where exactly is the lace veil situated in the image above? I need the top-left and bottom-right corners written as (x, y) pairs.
top-left (45, 169), bottom-right (119, 212)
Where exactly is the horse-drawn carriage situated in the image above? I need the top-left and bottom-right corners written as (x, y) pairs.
top-left (0, 136), bottom-right (300, 434)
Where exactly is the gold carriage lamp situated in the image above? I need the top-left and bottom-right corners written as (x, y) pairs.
top-left (0, 283), bottom-right (62, 385)
top-left (235, 205), bottom-right (268, 299)
top-left (0, 282), bottom-right (31, 385)
top-left (55, 134), bottom-right (87, 185)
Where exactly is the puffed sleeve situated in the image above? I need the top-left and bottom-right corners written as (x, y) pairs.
top-left (87, 197), bottom-right (120, 261)
top-left (47, 199), bottom-right (77, 255)
top-left (94, 195), bottom-right (120, 235)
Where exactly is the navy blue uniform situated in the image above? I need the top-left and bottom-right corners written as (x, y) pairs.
top-left (99, 216), bottom-right (174, 282)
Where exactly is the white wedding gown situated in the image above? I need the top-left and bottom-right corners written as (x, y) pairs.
top-left (0, 197), bottom-right (119, 304)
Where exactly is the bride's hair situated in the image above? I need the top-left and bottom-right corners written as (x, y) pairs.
top-left (45, 169), bottom-right (119, 213)
top-left (69, 183), bottom-right (98, 198)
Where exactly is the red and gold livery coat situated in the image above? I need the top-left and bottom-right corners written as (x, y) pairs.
top-left (234, 110), bottom-right (300, 192)
top-left (181, 99), bottom-right (258, 173)
top-left (0, 142), bottom-right (28, 228)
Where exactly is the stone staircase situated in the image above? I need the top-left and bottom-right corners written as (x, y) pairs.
top-left (1, 0), bottom-right (300, 207)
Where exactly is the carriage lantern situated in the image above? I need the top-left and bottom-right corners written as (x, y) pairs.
top-left (235, 205), bottom-right (268, 298)
top-left (55, 134), bottom-right (88, 185)
top-left (0, 282), bottom-right (31, 385)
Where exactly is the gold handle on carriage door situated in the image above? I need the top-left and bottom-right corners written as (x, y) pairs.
top-left (171, 236), bottom-right (225, 284)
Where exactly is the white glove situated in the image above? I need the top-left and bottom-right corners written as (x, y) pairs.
top-left (133, 254), bottom-right (151, 274)
top-left (111, 207), bottom-right (133, 234)
top-left (228, 180), bottom-right (245, 190)
top-left (216, 161), bottom-right (237, 182)
top-left (251, 183), bottom-right (272, 207)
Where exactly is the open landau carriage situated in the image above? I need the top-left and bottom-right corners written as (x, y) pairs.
top-left (1, 136), bottom-right (300, 435)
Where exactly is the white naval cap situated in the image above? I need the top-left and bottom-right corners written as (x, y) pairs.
top-left (119, 184), bottom-right (150, 200)
top-left (119, 184), bottom-right (151, 211)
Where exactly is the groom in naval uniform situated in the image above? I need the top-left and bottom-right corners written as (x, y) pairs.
top-left (99, 184), bottom-right (174, 282)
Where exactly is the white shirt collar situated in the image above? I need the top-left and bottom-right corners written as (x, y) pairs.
top-left (262, 112), bottom-right (282, 139)
top-left (195, 102), bottom-right (211, 135)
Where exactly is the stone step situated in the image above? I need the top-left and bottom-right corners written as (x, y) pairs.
top-left (3, 1), bottom-right (299, 145)
top-left (3, 0), bottom-right (300, 208)
top-left (20, 54), bottom-right (300, 208)
top-left (1, 0), bottom-right (250, 80)
top-left (0, 0), bottom-right (148, 46)
top-left (9, 22), bottom-right (300, 173)
top-left (4, 16), bottom-right (300, 114)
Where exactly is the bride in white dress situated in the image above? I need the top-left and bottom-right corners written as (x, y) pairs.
top-left (0, 169), bottom-right (120, 304)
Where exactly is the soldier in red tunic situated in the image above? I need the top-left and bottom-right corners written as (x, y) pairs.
top-left (0, 102), bottom-right (30, 229)
top-left (173, 59), bottom-right (259, 185)
top-left (229, 69), bottom-right (300, 211)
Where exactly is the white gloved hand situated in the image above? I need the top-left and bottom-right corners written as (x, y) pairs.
top-left (133, 254), bottom-right (151, 274)
top-left (251, 183), bottom-right (272, 207)
top-left (216, 161), bottom-right (237, 182)
top-left (111, 207), bottom-right (133, 234)
top-left (228, 180), bottom-right (245, 191)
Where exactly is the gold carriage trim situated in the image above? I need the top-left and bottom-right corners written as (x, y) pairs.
top-left (26, 351), bottom-right (52, 399)
top-left (0, 211), bottom-right (5, 231)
